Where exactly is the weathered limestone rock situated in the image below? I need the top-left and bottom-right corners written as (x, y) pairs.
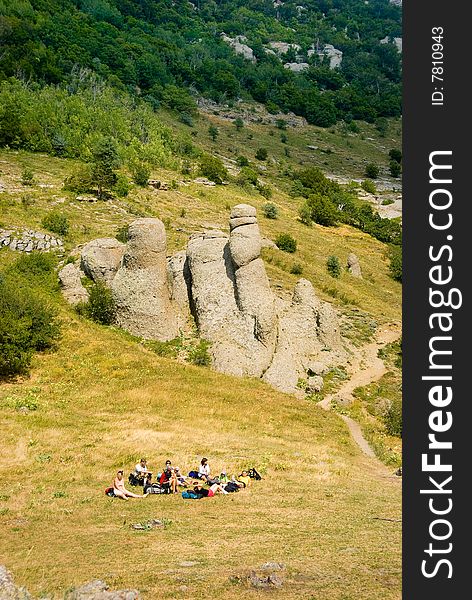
top-left (111, 219), bottom-right (180, 340)
top-left (80, 238), bottom-right (125, 285)
top-left (347, 253), bottom-right (362, 278)
top-left (167, 250), bottom-right (191, 313)
top-left (284, 62), bottom-right (310, 73)
top-left (58, 263), bottom-right (89, 305)
top-left (306, 375), bottom-right (324, 393)
top-left (0, 566), bottom-right (31, 600)
top-left (263, 279), bottom-right (343, 395)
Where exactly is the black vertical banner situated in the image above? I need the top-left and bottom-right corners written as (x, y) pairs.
top-left (403, 1), bottom-right (470, 598)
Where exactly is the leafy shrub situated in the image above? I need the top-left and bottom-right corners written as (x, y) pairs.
top-left (0, 274), bottom-right (60, 378)
top-left (208, 125), bottom-right (218, 141)
top-left (180, 112), bottom-right (194, 127)
top-left (365, 163), bottom-right (380, 179)
top-left (327, 255), bottom-right (341, 278)
top-left (237, 167), bottom-right (258, 186)
top-left (290, 263), bottom-right (303, 275)
top-left (145, 338), bottom-right (181, 358)
top-left (383, 398), bottom-right (402, 437)
top-left (300, 194), bottom-right (339, 227)
top-left (257, 183), bottom-right (272, 199)
top-left (361, 179), bottom-right (377, 194)
top-left (262, 203), bottom-right (278, 219)
top-left (236, 155), bottom-right (249, 167)
top-left (63, 164), bottom-right (94, 194)
top-left (91, 137), bottom-right (119, 198)
top-left (295, 167), bottom-right (339, 198)
top-left (280, 133), bottom-right (288, 144)
top-left (389, 160), bottom-right (401, 178)
top-left (21, 168), bottom-right (34, 186)
top-left (41, 211), bottom-right (69, 237)
top-left (114, 173), bottom-right (130, 197)
top-left (234, 117), bottom-right (244, 130)
top-left (131, 162), bottom-right (151, 186)
top-left (388, 245), bottom-right (402, 282)
top-left (276, 233), bottom-right (297, 253)
top-left (188, 339), bottom-right (212, 367)
top-left (276, 119), bottom-right (287, 130)
top-left (21, 194), bottom-right (35, 208)
top-left (199, 154), bottom-right (227, 184)
top-left (255, 147), bottom-right (268, 161)
top-left (389, 148), bottom-right (402, 163)
top-left (78, 282), bottom-right (115, 325)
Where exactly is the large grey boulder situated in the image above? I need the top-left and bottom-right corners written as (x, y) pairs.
top-left (80, 238), bottom-right (125, 285)
top-left (347, 253), bottom-right (362, 278)
top-left (58, 263), bottom-right (89, 305)
top-left (167, 250), bottom-right (191, 313)
top-left (111, 219), bottom-right (181, 340)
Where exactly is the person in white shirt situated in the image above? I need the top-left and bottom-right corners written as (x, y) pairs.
top-left (134, 458), bottom-right (151, 483)
top-left (198, 457), bottom-right (211, 482)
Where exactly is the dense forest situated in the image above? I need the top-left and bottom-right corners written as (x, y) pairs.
top-left (0, 0), bottom-right (402, 126)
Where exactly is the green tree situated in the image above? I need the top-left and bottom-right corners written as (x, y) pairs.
top-left (365, 163), bottom-right (380, 179)
top-left (90, 137), bottom-right (119, 199)
top-left (234, 117), bottom-right (244, 131)
top-left (276, 233), bottom-right (297, 253)
top-left (208, 125), bottom-right (219, 141)
top-left (327, 255), bottom-right (341, 278)
top-left (199, 154), bottom-right (228, 184)
top-left (255, 147), bottom-right (268, 161)
top-left (389, 148), bottom-right (402, 163)
top-left (389, 160), bottom-right (401, 178)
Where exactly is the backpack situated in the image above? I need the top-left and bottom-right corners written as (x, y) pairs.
top-left (145, 484), bottom-right (165, 494)
top-left (248, 468), bottom-right (262, 481)
top-left (182, 491), bottom-right (202, 499)
top-left (188, 470), bottom-right (199, 479)
top-left (224, 482), bottom-right (240, 493)
top-left (105, 487), bottom-right (115, 497)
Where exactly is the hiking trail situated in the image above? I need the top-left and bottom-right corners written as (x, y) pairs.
top-left (319, 324), bottom-right (401, 462)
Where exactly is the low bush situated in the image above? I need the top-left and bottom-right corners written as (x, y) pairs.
top-left (255, 147), bottom-right (268, 161)
top-left (262, 203), bottom-right (278, 219)
top-left (77, 282), bottom-right (115, 325)
top-left (199, 154), bottom-right (228, 184)
top-left (131, 162), bottom-right (151, 187)
top-left (361, 179), bottom-right (377, 194)
top-left (383, 398), bottom-right (402, 437)
top-left (41, 211), bottom-right (69, 237)
top-left (327, 255), bottom-right (341, 278)
top-left (290, 263), bottom-right (303, 275)
top-left (188, 339), bottom-right (212, 367)
top-left (276, 233), bottom-right (297, 253)
top-left (388, 245), bottom-right (402, 282)
top-left (365, 163), bottom-right (380, 179)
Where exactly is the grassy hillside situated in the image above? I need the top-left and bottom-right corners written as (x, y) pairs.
top-left (1, 95), bottom-right (402, 597)
top-left (0, 312), bottom-right (401, 599)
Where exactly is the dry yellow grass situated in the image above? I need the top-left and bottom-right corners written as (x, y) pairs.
top-left (0, 315), bottom-right (401, 599)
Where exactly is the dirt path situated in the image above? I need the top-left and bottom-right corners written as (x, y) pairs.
top-left (319, 324), bottom-right (401, 461)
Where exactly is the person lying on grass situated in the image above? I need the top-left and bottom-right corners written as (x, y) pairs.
top-left (193, 481), bottom-right (228, 497)
top-left (237, 470), bottom-right (251, 488)
top-left (113, 470), bottom-right (148, 500)
top-left (174, 467), bottom-right (189, 487)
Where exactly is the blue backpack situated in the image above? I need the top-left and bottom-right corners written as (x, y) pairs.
top-left (182, 491), bottom-right (202, 499)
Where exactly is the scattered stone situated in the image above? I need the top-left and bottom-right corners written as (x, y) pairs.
top-left (179, 561), bottom-right (198, 568)
top-left (248, 571), bottom-right (283, 589)
top-left (0, 228), bottom-right (62, 253)
top-left (193, 177), bottom-right (216, 186)
top-left (261, 237), bottom-right (277, 249)
top-left (58, 263), bottom-right (89, 305)
top-left (347, 253), bottom-right (362, 278)
top-left (75, 195), bottom-right (98, 202)
top-left (259, 562), bottom-right (286, 572)
top-left (64, 579), bottom-right (140, 599)
top-left (130, 519), bottom-right (164, 531)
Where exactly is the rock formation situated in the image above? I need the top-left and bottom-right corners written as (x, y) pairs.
top-left (347, 253), bottom-right (362, 278)
top-left (0, 565), bottom-right (31, 600)
top-left (80, 238), bottom-right (125, 285)
top-left (58, 263), bottom-right (89, 304)
top-left (68, 206), bottom-right (345, 395)
top-left (111, 218), bottom-right (181, 340)
top-left (0, 228), bottom-right (63, 253)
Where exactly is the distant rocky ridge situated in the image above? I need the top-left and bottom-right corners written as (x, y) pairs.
top-left (59, 205), bottom-right (346, 396)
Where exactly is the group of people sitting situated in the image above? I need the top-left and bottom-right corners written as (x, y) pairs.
top-left (107, 457), bottom-right (259, 500)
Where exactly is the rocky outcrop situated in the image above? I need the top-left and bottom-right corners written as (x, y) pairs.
top-left (263, 279), bottom-right (342, 395)
top-left (347, 253), bottom-right (362, 278)
top-left (284, 62), bottom-right (310, 73)
top-left (58, 263), bottom-right (89, 304)
top-left (111, 218), bottom-right (181, 340)
top-left (0, 228), bottom-right (63, 253)
top-left (80, 238), bottom-right (125, 285)
top-left (70, 206), bottom-right (344, 395)
top-left (309, 44), bottom-right (343, 68)
top-left (380, 36), bottom-right (402, 52)
top-left (221, 34), bottom-right (256, 62)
